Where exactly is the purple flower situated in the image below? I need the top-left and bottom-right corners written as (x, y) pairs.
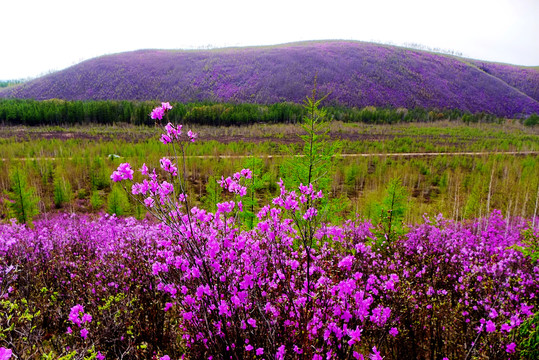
top-left (144, 197), bottom-right (155, 208)
top-left (347, 326), bottom-right (362, 345)
top-left (82, 313), bottom-right (92, 324)
top-left (80, 328), bottom-right (89, 339)
top-left (506, 342), bottom-right (516, 353)
top-left (369, 346), bottom-right (383, 360)
top-left (485, 320), bottom-right (496, 332)
top-left (0, 348), bottom-right (12, 360)
top-left (389, 327), bottom-right (399, 337)
top-left (303, 207), bottom-right (318, 220)
top-left (247, 318), bottom-right (257, 328)
top-left (150, 106), bottom-right (165, 120)
top-left (187, 130), bottom-right (198, 142)
top-left (111, 163), bottom-right (134, 182)
top-left (69, 304), bottom-right (84, 326)
top-left (160, 356), bottom-right (170, 360)
top-left (275, 345), bottom-right (286, 360)
top-left (256, 348), bottom-right (264, 356)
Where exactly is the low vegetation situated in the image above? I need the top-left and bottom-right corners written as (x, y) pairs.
top-left (0, 98), bottom-right (537, 359)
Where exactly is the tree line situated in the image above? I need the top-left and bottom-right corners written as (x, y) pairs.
top-left (0, 98), bottom-right (525, 126)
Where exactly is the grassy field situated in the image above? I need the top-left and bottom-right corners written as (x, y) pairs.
top-left (0, 120), bottom-right (538, 224)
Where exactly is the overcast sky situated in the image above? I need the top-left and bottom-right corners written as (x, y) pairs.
top-left (1, 0), bottom-right (538, 80)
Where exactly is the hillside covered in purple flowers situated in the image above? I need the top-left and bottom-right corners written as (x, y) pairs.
top-left (1, 41), bottom-right (538, 117)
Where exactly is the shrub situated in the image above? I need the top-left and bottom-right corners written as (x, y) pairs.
top-left (6, 167), bottom-right (39, 225)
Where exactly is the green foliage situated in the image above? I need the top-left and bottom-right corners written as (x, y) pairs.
top-left (281, 85), bottom-right (340, 222)
top-left (513, 226), bottom-right (539, 263)
top-left (134, 204), bottom-right (146, 220)
top-left (53, 173), bottom-right (72, 208)
top-left (202, 176), bottom-right (223, 213)
top-left (517, 312), bottom-right (539, 359)
top-left (371, 177), bottom-right (409, 250)
top-left (107, 185), bottom-right (130, 216)
top-left (6, 167), bottom-right (39, 225)
top-left (90, 190), bottom-right (103, 210)
top-left (90, 157), bottom-right (111, 191)
top-left (523, 113), bottom-right (539, 127)
top-left (241, 157), bottom-right (272, 229)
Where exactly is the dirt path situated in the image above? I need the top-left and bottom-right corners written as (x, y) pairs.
top-left (3, 150), bottom-right (539, 162)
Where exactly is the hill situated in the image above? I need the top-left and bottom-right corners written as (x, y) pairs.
top-left (1, 41), bottom-right (538, 117)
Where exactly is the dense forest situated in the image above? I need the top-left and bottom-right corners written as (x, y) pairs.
top-left (0, 98), bottom-right (523, 126)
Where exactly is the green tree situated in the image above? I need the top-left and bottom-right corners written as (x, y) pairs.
top-left (107, 185), bottom-right (130, 216)
top-left (241, 157), bottom-right (271, 229)
top-left (53, 174), bottom-right (72, 208)
top-left (371, 177), bottom-right (409, 251)
top-left (524, 113), bottom-right (539, 127)
top-left (90, 190), bottom-right (103, 211)
top-left (7, 168), bottom-right (39, 225)
top-left (202, 175), bottom-right (223, 213)
top-left (281, 83), bottom-right (340, 221)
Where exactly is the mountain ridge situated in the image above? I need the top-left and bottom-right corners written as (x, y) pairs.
top-left (1, 41), bottom-right (538, 117)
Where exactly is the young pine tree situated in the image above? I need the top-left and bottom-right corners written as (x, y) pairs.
top-left (371, 177), bottom-right (409, 251)
top-left (107, 185), bottom-right (130, 216)
top-left (53, 174), bottom-right (72, 208)
top-left (281, 83), bottom-right (340, 221)
top-left (7, 168), bottom-right (39, 225)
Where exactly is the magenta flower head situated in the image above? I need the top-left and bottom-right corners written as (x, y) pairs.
top-left (80, 328), bottom-right (89, 339)
top-left (506, 342), bottom-right (516, 353)
top-left (160, 356), bottom-right (170, 360)
top-left (150, 106), bottom-right (165, 120)
top-left (0, 347), bottom-right (12, 360)
top-left (187, 130), bottom-right (198, 142)
top-left (161, 102), bottom-right (173, 111)
top-left (69, 304), bottom-right (85, 326)
top-left (111, 163), bottom-right (134, 182)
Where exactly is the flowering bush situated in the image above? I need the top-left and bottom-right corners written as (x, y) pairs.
top-left (0, 103), bottom-right (537, 359)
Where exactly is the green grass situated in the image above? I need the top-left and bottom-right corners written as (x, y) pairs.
top-left (0, 121), bottom-right (537, 224)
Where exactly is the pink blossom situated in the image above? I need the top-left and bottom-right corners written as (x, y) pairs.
top-left (161, 102), bottom-right (173, 110)
top-left (389, 327), bottom-right (399, 337)
top-left (144, 197), bottom-right (155, 208)
top-left (369, 346), bottom-right (383, 360)
top-left (187, 130), bottom-right (198, 142)
top-left (506, 342), bottom-right (516, 353)
top-left (485, 320), bottom-right (496, 332)
top-left (0, 348), bottom-right (12, 360)
top-left (303, 207), bottom-right (318, 220)
top-left (111, 163), bottom-right (134, 182)
top-left (80, 328), bottom-right (89, 339)
top-left (150, 106), bottom-right (165, 120)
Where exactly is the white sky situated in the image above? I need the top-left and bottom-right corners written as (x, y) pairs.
top-left (1, 0), bottom-right (538, 80)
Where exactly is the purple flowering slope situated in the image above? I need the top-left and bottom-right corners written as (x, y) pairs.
top-left (1, 41), bottom-right (538, 117)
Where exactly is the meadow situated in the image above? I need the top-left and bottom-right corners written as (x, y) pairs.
top-left (0, 104), bottom-right (538, 359)
top-left (0, 120), bottom-right (538, 224)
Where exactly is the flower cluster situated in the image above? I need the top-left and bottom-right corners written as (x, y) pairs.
top-left (0, 103), bottom-right (537, 359)
top-left (110, 163), bottom-right (134, 182)
top-left (150, 102), bottom-right (173, 121)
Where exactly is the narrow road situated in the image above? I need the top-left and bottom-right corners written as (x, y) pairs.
top-left (2, 150), bottom-right (538, 161)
